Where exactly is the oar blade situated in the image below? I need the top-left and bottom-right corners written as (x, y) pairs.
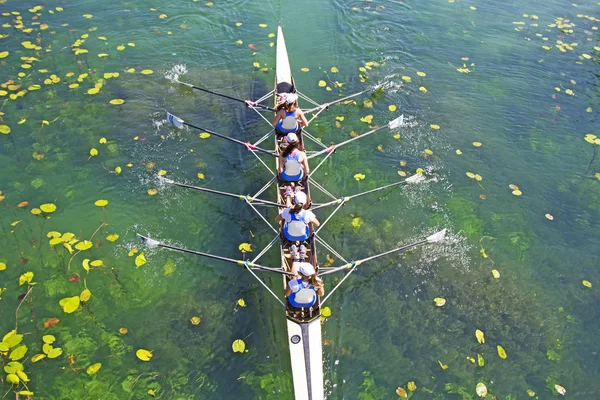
top-left (136, 233), bottom-right (161, 248)
top-left (405, 173), bottom-right (425, 184)
top-left (388, 114), bottom-right (404, 130)
top-left (166, 111), bottom-right (184, 129)
top-left (426, 229), bottom-right (447, 243)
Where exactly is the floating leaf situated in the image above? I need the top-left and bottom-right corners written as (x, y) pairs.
top-left (360, 115), bottom-right (373, 124)
top-left (396, 387), bottom-right (408, 398)
top-left (190, 316), bottom-right (201, 325)
top-left (19, 272), bottom-right (34, 285)
top-left (9, 345), bottom-right (27, 360)
top-left (0, 125), bottom-right (12, 134)
top-left (430, 124), bottom-right (440, 130)
top-left (40, 203), bottom-right (57, 213)
top-left (136, 349), bottom-right (153, 361)
top-left (492, 269), bottom-right (500, 279)
top-left (318, 80), bottom-right (326, 87)
top-left (330, 67), bottom-right (339, 73)
top-left (86, 362), bottom-right (102, 375)
top-left (0, 51), bottom-right (8, 58)
top-left (148, 188), bottom-right (158, 195)
top-left (119, 327), bottom-right (128, 334)
top-left (238, 243), bottom-right (252, 253)
top-left (555, 384), bottom-right (566, 395)
top-left (110, 98), bottom-right (124, 105)
top-left (128, 248), bottom-right (138, 257)
top-left (527, 389), bottom-right (536, 397)
top-left (135, 252), bottom-right (147, 267)
top-left (94, 199), bottom-right (108, 207)
top-left (43, 318), bottom-right (59, 328)
top-left (0, 262), bottom-right (6, 270)
top-left (508, 184), bottom-right (519, 190)
top-left (75, 240), bottom-right (93, 251)
top-left (32, 353), bottom-right (46, 363)
top-left (434, 297), bottom-right (446, 307)
top-left (407, 381), bottom-right (417, 391)
top-left (6, 374), bottom-right (19, 384)
top-left (582, 280), bottom-right (592, 288)
top-left (59, 296), bottom-right (80, 313)
top-left (141, 69), bottom-right (153, 75)
top-left (87, 87), bottom-right (100, 95)
top-left (80, 288), bottom-right (92, 302)
top-left (438, 360), bottom-right (448, 370)
top-left (232, 339), bottom-right (246, 353)
top-left (389, 105), bottom-right (397, 111)
top-left (18, 201), bottom-right (29, 208)
top-left (354, 173), bottom-right (366, 181)
top-left (472, 142), bottom-right (482, 147)
top-left (90, 148), bottom-right (98, 156)
top-left (90, 260), bottom-right (103, 267)
top-left (351, 217), bottom-right (363, 229)
top-left (42, 335), bottom-right (56, 344)
top-left (237, 298), bottom-right (246, 307)
top-left (545, 213), bottom-right (554, 220)
top-left (497, 345), bottom-right (507, 359)
top-left (512, 189), bottom-right (522, 196)
top-left (424, 149), bottom-right (433, 155)
top-left (416, 71), bottom-right (426, 77)
top-left (477, 353), bottom-right (484, 367)
top-left (475, 329), bottom-right (485, 344)
top-left (401, 76), bottom-right (412, 82)
top-left (47, 347), bottom-right (62, 358)
top-left (466, 172), bottom-right (475, 179)
top-left (476, 383), bottom-right (488, 397)
top-left (300, 67), bottom-right (309, 72)
top-left (419, 86), bottom-right (428, 93)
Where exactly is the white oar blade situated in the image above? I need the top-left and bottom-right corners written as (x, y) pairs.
top-left (157, 175), bottom-right (174, 184)
top-left (426, 228), bottom-right (447, 243)
top-left (137, 233), bottom-right (161, 248)
top-left (388, 114), bottom-right (404, 130)
top-left (166, 111), bottom-right (184, 128)
top-left (405, 173), bottom-right (425, 184)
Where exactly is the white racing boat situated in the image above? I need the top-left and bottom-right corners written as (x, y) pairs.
top-left (139, 24), bottom-right (446, 400)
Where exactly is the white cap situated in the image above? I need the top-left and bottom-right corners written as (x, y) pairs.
top-left (286, 132), bottom-right (298, 143)
top-left (285, 93), bottom-right (298, 104)
top-left (294, 191), bottom-right (307, 205)
top-left (297, 262), bottom-right (315, 276)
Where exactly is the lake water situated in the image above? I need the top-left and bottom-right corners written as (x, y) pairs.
top-left (0, 0), bottom-right (598, 398)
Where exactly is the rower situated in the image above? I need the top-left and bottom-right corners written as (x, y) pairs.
top-left (275, 191), bottom-right (319, 242)
top-left (272, 93), bottom-right (308, 135)
top-left (285, 245), bottom-right (324, 308)
top-left (279, 132), bottom-right (309, 182)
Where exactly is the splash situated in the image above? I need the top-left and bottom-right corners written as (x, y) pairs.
top-left (164, 64), bottom-right (188, 83)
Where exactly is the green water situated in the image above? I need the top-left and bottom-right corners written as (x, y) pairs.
top-left (1, 0), bottom-right (599, 398)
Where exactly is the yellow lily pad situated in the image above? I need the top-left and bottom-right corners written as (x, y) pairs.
top-left (232, 339), bottom-right (246, 353)
top-left (136, 349), bottom-right (153, 361)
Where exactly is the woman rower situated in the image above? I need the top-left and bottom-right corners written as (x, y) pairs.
top-left (285, 245), bottom-right (324, 308)
top-left (275, 191), bottom-right (319, 243)
top-left (272, 93), bottom-right (308, 135)
top-left (279, 132), bottom-right (309, 182)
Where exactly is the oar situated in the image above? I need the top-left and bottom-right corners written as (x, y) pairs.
top-left (307, 115), bottom-right (404, 160)
top-left (166, 112), bottom-right (277, 157)
top-left (303, 81), bottom-right (389, 114)
top-left (312, 174), bottom-right (425, 210)
top-left (176, 80), bottom-right (276, 112)
top-left (136, 234), bottom-right (295, 276)
top-left (157, 176), bottom-right (285, 207)
top-left (319, 229), bottom-right (447, 305)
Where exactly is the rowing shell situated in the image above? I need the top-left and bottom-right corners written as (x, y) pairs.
top-left (140, 23), bottom-right (447, 400)
top-left (275, 26), bottom-right (324, 400)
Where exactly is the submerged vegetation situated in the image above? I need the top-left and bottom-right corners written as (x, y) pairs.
top-left (1, 0), bottom-right (599, 399)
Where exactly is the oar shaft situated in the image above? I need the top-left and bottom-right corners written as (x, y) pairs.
top-left (136, 234), bottom-right (294, 276)
top-left (307, 125), bottom-right (387, 159)
top-left (178, 81), bottom-right (276, 112)
top-left (358, 239), bottom-right (427, 264)
top-left (304, 82), bottom-right (387, 113)
top-left (166, 180), bottom-right (284, 207)
top-left (345, 179), bottom-right (408, 201)
top-left (183, 122), bottom-right (276, 157)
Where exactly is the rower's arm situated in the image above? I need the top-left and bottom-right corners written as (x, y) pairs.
top-left (278, 156), bottom-right (285, 173)
top-left (272, 110), bottom-right (283, 127)
top-left (285, 285), bottom-right (292, 297)
top-left (311, 218), bottom-right (320, 228)
top-left (301, 153), bottom-right (310, 175)
top-left (297, 109), bottom-right (309, 127)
